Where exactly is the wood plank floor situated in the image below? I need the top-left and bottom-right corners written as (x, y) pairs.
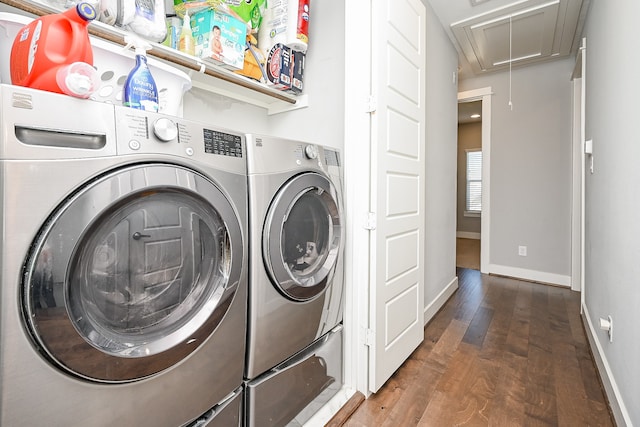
top-left (340, 269), bottom-right (613, 427)
top-left (456, 238), bottom-right (480, 271)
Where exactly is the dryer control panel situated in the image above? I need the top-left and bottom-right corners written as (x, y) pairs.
top-left (203, 128), bottom-right (243, 157)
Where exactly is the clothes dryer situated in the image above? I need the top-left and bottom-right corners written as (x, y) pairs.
top-left (0, 84), bottom-right (247, 427)
top-left (244, 134), bottom-right (345, 426)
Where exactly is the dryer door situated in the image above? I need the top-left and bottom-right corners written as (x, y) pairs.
top-left (263, 172), bottom-right (342, 301)
top-left (23, 164), bottom-right (244, 383)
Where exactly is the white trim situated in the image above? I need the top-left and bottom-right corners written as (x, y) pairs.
top-left (343, 0), bottom-right (373, 397)
top-left (570, 77), bottom-right (582, 292)
top-left (488, 264), bottom-right (571, 287)
top-left (302, 386), bottom-right (357, 427)
top-left (581, 304), bottom-right (631, 427)
top-left (570, 38), bottom-right (586, 294)
top-left (579, 39), bottom-right (587, 304)
top-left (457, 231), bottom-right (481, 239)
top-left (424, 276), bottom-right (459, 326)
top-left (458, 87), bottom-right (492, 274)
top-left (458, 87), bottom-right (493, 99)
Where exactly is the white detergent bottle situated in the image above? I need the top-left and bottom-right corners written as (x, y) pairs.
top-left (123, 35), bottom-right (159, 112)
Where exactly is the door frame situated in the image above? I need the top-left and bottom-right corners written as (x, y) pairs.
top-left (343, 0), bottom-right (373, 397)
top-left (571, 38), bottom-right (586, 296)
top-left (458, 87), bottom-right (492, 274)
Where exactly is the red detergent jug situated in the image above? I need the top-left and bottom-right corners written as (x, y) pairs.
top-left (10, 3), bottom-right (96, 94)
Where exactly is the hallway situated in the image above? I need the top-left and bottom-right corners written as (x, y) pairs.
top-left (339, 269), bottom-right (613, 426)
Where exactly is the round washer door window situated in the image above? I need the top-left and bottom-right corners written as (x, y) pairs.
top-left (23, 164), bottom-right (244, 383)
top-left (263, 172), bottom-right (342, 301)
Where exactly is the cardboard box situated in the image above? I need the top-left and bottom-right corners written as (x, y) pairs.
top-left (266, 43), bottom-right (292, 90)
top-left (290, 49), bottom-right (305, 94)
top-left (190, 8), bottom-right (247, 70)
top-left (266, 43), bottom-right (305, 94)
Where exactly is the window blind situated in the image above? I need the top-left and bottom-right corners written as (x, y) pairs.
top-left (466, 150), bottom-right (482, 212)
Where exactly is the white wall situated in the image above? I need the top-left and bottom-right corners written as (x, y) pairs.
top-left (424, 0), bottom-right (459, 318)
top-left (582, 0), bottom-right (640, 424)
top-left (458, 59), bottom-right (574, 286)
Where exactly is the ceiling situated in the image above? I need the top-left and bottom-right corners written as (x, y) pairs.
top-left (458, 100), bottom-right (483, 124)
top-left (427, 0), bottom-right (591, 81)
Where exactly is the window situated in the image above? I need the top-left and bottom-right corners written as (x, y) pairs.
top-left (465, 149), bottom-right (482, 216)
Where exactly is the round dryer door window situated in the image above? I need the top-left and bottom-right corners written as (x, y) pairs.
top-left (263, 172), bottom-right (342, 301)
top-left (22, 164), bottom-right (244, 383)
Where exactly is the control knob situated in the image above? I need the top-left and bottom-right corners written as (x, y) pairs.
top-left (153, 118), bottom-right (178, 142)
top-left (304, 144), bottom-right (318, 159)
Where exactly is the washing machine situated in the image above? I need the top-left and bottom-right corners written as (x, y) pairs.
top-left (244, 134), bottom-right (345, 427)
top-left (0, 84), bottom-right (248, 427)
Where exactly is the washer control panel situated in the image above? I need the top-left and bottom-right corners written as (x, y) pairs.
top-left (115, 106), bottom-right (244, 160)
top-left (153, 117), bottom-right (179, 142)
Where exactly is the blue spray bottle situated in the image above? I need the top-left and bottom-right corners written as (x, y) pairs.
top-left (123, 36), bottom-right (159, 112)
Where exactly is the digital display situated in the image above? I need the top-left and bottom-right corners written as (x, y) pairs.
top-left (203, 129), bottom-right (243, 157)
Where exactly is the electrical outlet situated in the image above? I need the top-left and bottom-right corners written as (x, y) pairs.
top-left (518, 246), bottom-right (527, 256)
top-left (599, 315), bottom-right (613, 343)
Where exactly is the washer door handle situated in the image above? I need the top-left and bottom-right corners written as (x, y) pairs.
top-left (132, 232), bottom-right (151, 240)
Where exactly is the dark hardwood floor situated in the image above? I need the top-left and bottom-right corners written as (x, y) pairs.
top-left (339, 268), bottom-right (613, 426)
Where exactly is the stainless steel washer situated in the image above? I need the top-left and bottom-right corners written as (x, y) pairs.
top-left (0, 85), bottom-right (247, 426)
top-left (244, 134), bottom-right (345, 427)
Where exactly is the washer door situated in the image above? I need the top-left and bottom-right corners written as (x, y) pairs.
top-left (23, 164), bottom-right (244, 383)
top-left (263, 172), bottom-right (342, 301)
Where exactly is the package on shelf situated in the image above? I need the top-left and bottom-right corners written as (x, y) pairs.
top-left (171, 0), bottom-right (271, 81)
top-left (30, 0), bottom-right (167, 42)
top-left (233, 35), bottom-right (267, 82)
top-left (220, 0), bottom-right (266, 33)
top-left (172, 0), bottom-right (220, 17)
top-left (258, 0), bottom-right (310, 57)
top-left (190, 8), bottom-right (247, 70)
top-left (99, 0), bottom-right (168, 42)
top-left (290, 48), bottom-right (304, 94)
top-left (265, 43), bottom-right (304, 94)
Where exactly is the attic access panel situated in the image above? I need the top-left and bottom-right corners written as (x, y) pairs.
top-left (452, 0), bottom-right (587, 75)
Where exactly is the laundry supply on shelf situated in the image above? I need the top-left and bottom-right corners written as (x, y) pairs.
top-left (179, 11), bottom-right (195, 55)
top-left (55, 61), bottom-right (100, 98)
top-left (258, 0), bottom-right (310, 57)
top-left (10, 2), bottom-right (96, 95)
top-left (123, 35), bottom-right (159, 112)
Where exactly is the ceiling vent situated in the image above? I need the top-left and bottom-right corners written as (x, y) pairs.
top-left (452, 0), bottom-right (588, 75)
top-left (469, 0), bottom-right (493, 6)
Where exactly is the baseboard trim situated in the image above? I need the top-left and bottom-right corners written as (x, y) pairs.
top-left (456, 231), bottom-right (481, 240)
top-left (488, 264), bottom-right (571, 287)
top-left (424, 276), bottom-right (459, 326)
top-left (303, 386), bottom-right (357, 427)
top-left (323, 391), bottom-right (365, 427)
top-left (581, 304), bottom-right (631, 427)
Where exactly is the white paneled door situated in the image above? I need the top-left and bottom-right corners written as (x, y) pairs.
top-left (368, 0), bottom-right (426, 392)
